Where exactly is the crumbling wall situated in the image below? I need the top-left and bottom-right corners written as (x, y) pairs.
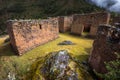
top-left (58, 16), bottom-right (73, 32)
top-left (89, 24), bottom-right (120, 73)
top-left (7, 18), bottom-right (59, 55)
top-left (71, 12), bottom-right (110, 36)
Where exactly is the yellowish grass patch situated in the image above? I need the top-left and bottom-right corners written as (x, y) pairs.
top-left (0, 33), bottom-right (93, 80)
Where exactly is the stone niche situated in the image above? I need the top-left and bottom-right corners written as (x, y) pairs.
top-left (89, 24), bottom-right (120, 73)
top-left (71, 12), bottom-right (110, 36)
top-left (7, 18), bottom-right (59, 55)
top-left (58, 16), bottom-right (73, 32)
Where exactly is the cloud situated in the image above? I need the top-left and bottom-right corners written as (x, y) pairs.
top-left (88, 0), bottom-right (120, 13)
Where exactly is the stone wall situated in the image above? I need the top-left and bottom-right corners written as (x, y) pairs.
top-left (71, 12), bottom-right (110, 36)
top-left (111, 16), bottom-right (120, 25)
top-left (7, 18), bottom-right (59, 55)
top-left (58, 16), bottom-right (73, 32)
top-left (89, 24), bottom-right (120, 73)
top-left (58, 16), bottom-right (64, 32)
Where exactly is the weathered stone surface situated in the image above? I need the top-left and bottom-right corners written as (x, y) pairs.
top-left (7, 18), bottom-right (59, 55)
top-left (111, 16), bottom-right (120, 25)
top-left (58, 16), bottom-right (64, 32)
top-left (71, 12), bottom-right (110, 36)
top-left (28, 50), bottom-right (93, 80)
top-left (89, 24), bottom-right (120, 73)
top-left (58, 16), bottom-right (73, 32)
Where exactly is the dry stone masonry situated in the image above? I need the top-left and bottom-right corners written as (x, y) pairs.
top-left (7, 12), bottom-right (112, 55)
top-left (7, 18), bottom-right (59, 55)
top-left (58, 16), bottom-right (73, 32)
top-left (111, 16), bottom-right (120, 25)
top-left (71, 12), bottom-right (110, 36)
top-left (89, 24), bottom-right (120, 73)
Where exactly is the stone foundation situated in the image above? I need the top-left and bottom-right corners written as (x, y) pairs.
top-left (89, 24), bottom-right (120, 73)
top-left (7, 18), bottom-right (59, 55)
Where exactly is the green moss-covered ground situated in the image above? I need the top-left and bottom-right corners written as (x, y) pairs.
top-left (27, 50), bottom-right (94, 80)
top-left (0, 33), bottom-right (93, 80)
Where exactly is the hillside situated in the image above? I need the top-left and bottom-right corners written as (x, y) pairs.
top-left (0, 0), bottom-right (104, 33)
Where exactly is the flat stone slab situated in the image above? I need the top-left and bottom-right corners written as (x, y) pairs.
top-left (58, 40), bottom-right (75, 45)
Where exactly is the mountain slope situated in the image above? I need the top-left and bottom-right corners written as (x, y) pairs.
top-left (0, 0), bottom-right (104, 33)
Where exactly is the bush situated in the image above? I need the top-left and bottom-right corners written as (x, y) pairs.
top-left (7, 2), bottom-right (26, 13)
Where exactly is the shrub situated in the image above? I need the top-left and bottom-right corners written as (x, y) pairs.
top-left (97, 53), bottom-right (120, 80)
top-left (7, 2), bottom-right (26, 13)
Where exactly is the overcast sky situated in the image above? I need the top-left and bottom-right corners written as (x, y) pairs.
top-left (89, 0), bottom-right (120, 13)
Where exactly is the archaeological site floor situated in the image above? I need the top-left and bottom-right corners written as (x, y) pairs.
top-left (0, 33), bottom-right (93, 80)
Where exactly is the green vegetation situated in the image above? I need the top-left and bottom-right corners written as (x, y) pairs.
top-left (0, 33), bottom-right (93, 80)
top-left (97, 53), bottom-right (120, 80)
top-left (27, 50), bottom-right (93, 80)
top-left (0, 0), bottom-right (104, 32)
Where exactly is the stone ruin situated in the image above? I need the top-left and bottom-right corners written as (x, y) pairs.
top-left (111, 16), bottom-right (120, 25)
top-left (89, 24), bottom-right (120, 73)
top-left (58, 12), bottom-right (111, 37)
top-left (58, 16), bottom-right (73, 32)
top-left (6, 12), bottom-right (112, 55)
top-left (7, 18), bottom-right (59, 55)
top-left (71, 12), bottom-right (110, 36)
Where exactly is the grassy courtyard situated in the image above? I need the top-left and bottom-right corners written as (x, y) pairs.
top-left (0, 33), bottom-right (93, 80)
